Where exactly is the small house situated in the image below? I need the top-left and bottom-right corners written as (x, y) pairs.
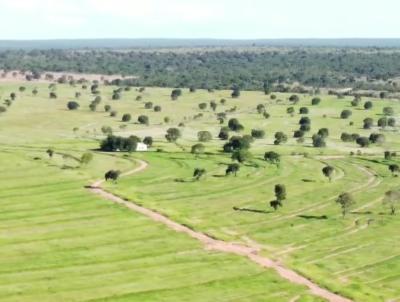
top-left (136, 142), bottom-right (148, 152)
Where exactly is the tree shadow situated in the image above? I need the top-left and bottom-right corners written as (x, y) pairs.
top-left (174, 178), bottom-right (195, 183)
top-left (302, 179), bottom-right (316, 183)
top-left (297, 215), bottom-right (328, 220)
top-left (212, 174), bottom-right (226, 178)
top-left (350, 211), bottom-right (373, 215)
top-left (233, 206), bottom-right (273, 214)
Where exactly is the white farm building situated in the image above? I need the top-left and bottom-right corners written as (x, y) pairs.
top-left (136, 142), bottom-right (148, 152)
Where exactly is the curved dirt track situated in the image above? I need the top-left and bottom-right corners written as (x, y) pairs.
top-left (88, 159), bottom-right (352, 302)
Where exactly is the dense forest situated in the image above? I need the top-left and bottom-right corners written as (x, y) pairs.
top-left (2, 48), bottom-right (400, 91)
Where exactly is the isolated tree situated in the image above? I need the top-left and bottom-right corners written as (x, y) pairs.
top-left (10, 92), bottom-right (16, 100)
top-left (122, 113), bottom-right (131, 122)
top-left (138, 115), bottom-right (149, 125)
top-left (293, 130), bottom-right (305, 138)
top-left (32, 88), bottom-right (38, 96)
top-left (363, 118), bottom-right (374, 129)
top-left (46, 148), bottom-right (54, 158)
top-left (383, 107), bottom-right (394, 116)
top-left (226, 163), bottom-right (240, 176)
top-left (104, 105), bottom-right (111, 112)
top-left (143, 136), bottom-right (153, 147)
top-left (351, 98), bottom-right (360, 107)
top-left (311, 97), bottom-right (321, 105)
top-left (388, 118), bottom-right (396, 127)
top-left (191, 143), bottom-right (205, 156)
top-left (289, 94), bottom-right (299, 104)
top-left (299, 107), bottom-right (309, 114)
top-left (101, 126), bottom-right (113, 136)
top-left (287, 107), bottom-right (295, 115)
top-left (256, 104), bottom-right (266, 114)
top-left (364, 101), bottom-right (373, 110)
top-left (49, 92), bottom-right (57, 99)
top-left (171, 88), bottom-right (182, 100)
top-left (270, 184), bottom-right (286, 211)
top-left (384, 151), bottom-right (393, 160)
top-left (67, 101), bottom-right (80, 110)
top-left (165, 128), bottom-right (181, 142)
top-left (231, 149), bottom-right (252, 163)
top-left (369, 133), bottom-right (385, 144)
top-left (299, 116), bottom-right (311, 126)
top-left (218, 127), bottom-right (230, 140)
top-left (154, 105), bottom-right (162, 112)
top-left (251, 129), bottom-right (265, 139)
top-left (274, 132), bottom-right (288, 145)
top-left (210, 101), bottom-right (217, 111)
top-left (231, 87), bottom-right (240, 98)
top-left (340, 110), bottom-right (352, 119)
top-left (317, 128), bottom-right (329, 138)
top-left (199, 103), bottom-right (207, 110)
top-left (193, 168), bottom-right (206, 181)
top-left (312, 134), bottom-right (326, 148)
top-left (81, 152), bottom-right (93, 165)
top-left (264, 151), bottom-right (280, 165)
top-left (228, 118), bottom-right (244, 132)
top-left (144, 102), bottom-right (153, 109)
top-left (336, 192), bottom-right (355, 218)
top-left (112, 92), bottom-right (121, 100)
top-left (356, 136), bottom-right (370, 148)
top-left (377, 117), bottom-right (388, 129)
top-left (105, 170), bottom-right (121, 182)
top-left (383, 190), bottom-right (400, 215)
top-left (322, 166), bottom-right (335, 182)
top-left (3, 99), bottom-right (12, 107)
top-left (389, 164), bottom-right (399, 176)
top-left (0, 106), bottom-right (7, 113)
top-left (198, 131), bottom-right (212, 142)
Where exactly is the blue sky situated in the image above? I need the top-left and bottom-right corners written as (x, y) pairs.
top-left (0, 0), bottom-right (399, 39)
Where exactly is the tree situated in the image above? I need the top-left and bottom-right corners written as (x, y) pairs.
top-left (101, 126), bottom-right (113, 136)
top-left (10, 92), bottom-right (16, 100)
top-left (105, 170), bottom-right (121, 182)
top-left (138, 115), bottom-right (149, 125)
top-left (32, 88), bottom-right (38, 96)
top-left (383, 107), bottom-right (394, 116)
top-left (317, 128), bottom-right (329, 138)
top-left (274, 132), bottom-right (288, 145)
top-left (145, 102), bottom-right (153, 109)
top-left (100, 135), bottom-right (139, 152)
top-left (299, 107), bottom-right (309, 114)
top-left (228, 118), bottom-right (244, 132)
top-left (312, 134), bottom-right (326, 148)
top-left (81, 152), bottom-right (93, 165)
top-left (198, 131), bottom-right (212, 142)
top-left (143, 136), bottom-right (153, 147)
top-left (89, 102), bottom-right (97, 112)
top-left (388, 118), bottom-right (396, 127)
top-left (231, 149), bottom-right (252, 163)
top-left (226, 163), bottom-right (240, 176)
top-left (289, 95), bottom-right (299, 104)
top-left (0, 106), bottom-right (7, 113)
top-left (49, 92), bottom-right (57, 99)
top-left (363, 118), bottom-right (374, 129)
top-left (122, 114), bottom-right (131, 122)
top-left (171, 89), bottom-right (182, 100)
top-left (311, 97), bottom-right (321, 105)
top-left (104, 105), bottom-right (111, 112)
top-left (383, 190), bottom-right (400, 215)
top-left (336, 192), bottom-right (355, 217)
top-left (231, 87), bottom-right (240, 98)
top-left (166, 128), bottom-right (181, 142)
top-left (322, 166), bottom-right (335, 182)
top-left (251, 129), bottom-right (265, 139)
top-left (224, 136), bottom-right (251, 152)
top-left (369, 133), bottom-right (385, 144)
top-left (287, 107), bottom-right (295, 115)
top-left (364, 101), bottom-right (373, 110)
top-left (199, 103), bottom-right (207, 110)
top-left (218, 127), bottom-right (230, 140)
top-left (154, 105), bottom-right (162, 112)
top-left (264, 151), bottom-right (280, 165)
top-left (356, 137), bottom-right (370, 148)
top-left (299, 116), bottom-right (311, 126)
top-left (377, 117), bottom-right (388, 128)
top-left (67, 101), bottom-right (80, 110)
top-left (210, 101), bottom-right (217, 111)
top-left (256, 104), bottom-right (265, 114)
top-left (270, 184), bottom-right (286, 211)
top-left (351, 98), bottom-right (360, 107)
top-left (46, 148), bottom-right (54, 158)
top-left (389, 164), bottom-right (399, 176)
top-left (191, 143), bottom-right (205, 156)
top-left (193, 168), bottom-right (206, 181)
top-left (340, 110), bottom-right (352, 119)
top-left (112, 92), bottom-right (121, 100)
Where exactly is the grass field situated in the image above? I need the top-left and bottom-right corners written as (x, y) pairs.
top-left (0, 82), bottom-right (399, 301)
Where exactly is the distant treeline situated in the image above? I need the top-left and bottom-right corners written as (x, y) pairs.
top-left (2, 48), bottom-right (400, 91)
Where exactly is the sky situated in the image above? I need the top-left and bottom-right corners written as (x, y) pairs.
top-left (0, 0), bottom-right (399, 40)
